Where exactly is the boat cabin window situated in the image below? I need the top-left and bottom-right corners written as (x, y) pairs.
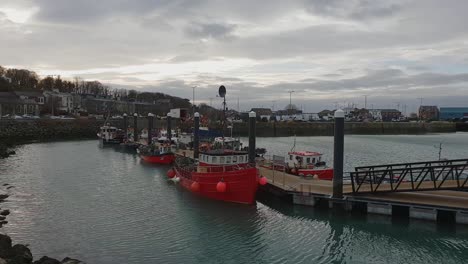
top-left (312, 158), bottom-right (316, 163)
top-left (211, 156), bottom-right (217, 163)
top-left (233, 156), bottom-right (238, 163)
top-left (306, 158), bottom-right (311, 163)
top-left (226, 157), bottom-right (231, 164)
top-left (239, 156), bottom-right (244, 163)
top-left (220, 157), bottom-right (225, 164)
top-left (290, 155), bottom-right (293, 160)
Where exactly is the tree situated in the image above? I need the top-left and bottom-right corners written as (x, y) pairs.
top-left (5, 68), bottom-right (39, 90)
top-left (128, 90), bottom-right (138, 101)
top-left (38, 76), bottom-right (55, 90)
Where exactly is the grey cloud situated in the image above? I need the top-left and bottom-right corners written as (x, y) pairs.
top-left (303, 0), bottom-right (402, 20)
top-left (184, 22), bottom-right (236, 40)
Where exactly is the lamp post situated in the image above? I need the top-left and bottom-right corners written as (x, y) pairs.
top-left (192, 86), bottom-right (197, 116)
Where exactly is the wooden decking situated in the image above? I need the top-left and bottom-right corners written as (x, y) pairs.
top-left (259, 166), bottom-right (468, 210)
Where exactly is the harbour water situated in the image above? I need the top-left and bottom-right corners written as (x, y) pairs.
top-left (1, 134), bottom-right (468, 263)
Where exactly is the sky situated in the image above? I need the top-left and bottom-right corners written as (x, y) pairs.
top-left (1, 0), bottom-right (468, 113)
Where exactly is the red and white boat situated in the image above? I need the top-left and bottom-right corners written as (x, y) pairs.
top-left (169, 149), bottom-right (262, 204)
top-left (139, 143), bottom-right (176, 165)
top-left (261, 151), bottom-right (334, 180)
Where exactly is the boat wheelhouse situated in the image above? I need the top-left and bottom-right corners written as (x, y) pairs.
top-left (261, 150), bottom-right (334, 180)
top-left (157, 129), bottom-right (178, 144)
top-left (139, 143), bottom-right (176, 164)
top-left (98, 125), bottom-right (124, 145)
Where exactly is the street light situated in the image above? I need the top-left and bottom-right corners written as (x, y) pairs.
top-left (192, 86), bottom-right (197, 115)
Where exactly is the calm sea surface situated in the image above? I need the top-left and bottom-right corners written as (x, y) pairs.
top-left (1, 133), bottom-right (468, 263)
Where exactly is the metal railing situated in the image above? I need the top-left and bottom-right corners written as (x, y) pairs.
top-left (350, 159), bottom-right (468, 193)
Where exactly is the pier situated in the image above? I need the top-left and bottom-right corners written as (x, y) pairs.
top-left (258, 157), bottom-right (468, 224)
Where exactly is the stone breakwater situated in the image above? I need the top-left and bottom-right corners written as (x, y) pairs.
top-left (228, 121), bottom-right (457, 137)
top-left (0, 119), bottom-right (101, 141)
top-left (0, 186), bottom-right (85, 264)
top-left (0, 118), bottom-right (176, 142)
top-left (0, 234), bottom-right (85, 264)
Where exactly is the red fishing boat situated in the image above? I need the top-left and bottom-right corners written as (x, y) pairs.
top-left (261, 150), bottom-right (334, 180)
top-left (167, 85), bottom-right (265, 204)
top-left (170, 149), bottom-right (262, 204)
top-left (139, 143), bottom-right (175, 165)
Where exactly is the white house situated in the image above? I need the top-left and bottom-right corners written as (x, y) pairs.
top-left (369, 109), bottom-right (382, 121)
top-left (44, 90), bottom-right (74, 114)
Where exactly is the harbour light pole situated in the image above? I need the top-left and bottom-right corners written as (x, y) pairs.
top-left (192, 86), bottom-right (197, 116)
top-left (288, 90), bottom-right (295, 116)
top-left (362, 95), bottom-right (368, 109)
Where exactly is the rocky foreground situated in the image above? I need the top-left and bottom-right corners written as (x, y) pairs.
top-left (0, 189), bottom-right (85, 264)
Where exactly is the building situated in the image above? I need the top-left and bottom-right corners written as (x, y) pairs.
top-left (250, 108), bottom-right (273, 116)
top-left (440, 107), bottom-right (468, 120)
top-left (380, 109), bottom-right (402, 121)
top-left (13, 91), bottom-right (45, 106)
top-left (43, 90), bottom-right (74, 114)
top-left (368, 109), bottom-right (382, 121)
top-left (419, 106), bottom-right (439, 120)
top-left (0, 91), bottom-right (41, 117)
top-left (369, 109), bottom-right (401, 122)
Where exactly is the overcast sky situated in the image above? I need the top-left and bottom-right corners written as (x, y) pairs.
top-left (1, 0), bottom-right (468, 113)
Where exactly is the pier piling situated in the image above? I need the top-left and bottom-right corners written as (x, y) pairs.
top-left (133, 113), bottom-right (138, 143)
top-left (193, 112), bottom-right (200, 160)
top-left (167, 113), bottom-right (172, 142)
top-left (123, 113), bottom-right (128, 139)
top-left (332, 109), bottom-right (345, 199)
top-left (248, 111), bottom-right (256, 164)
top-left (148, 113), bottom-right (154, 144)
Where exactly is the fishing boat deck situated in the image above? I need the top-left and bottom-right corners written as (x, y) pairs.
top-left (175, 149), bottom-right (194, 158)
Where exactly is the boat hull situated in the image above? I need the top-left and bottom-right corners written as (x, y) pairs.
top-left (140, 153), bottom-right (175, 164)
top-left (261, 165), bottom-right (334, 180)
top-left (175, 167), bottom-right (258, 204)
top-left (297, 168), bottom-right (334, 180)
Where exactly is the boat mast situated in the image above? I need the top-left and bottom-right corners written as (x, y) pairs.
top-left (219, 85), bottom-right (227, 147)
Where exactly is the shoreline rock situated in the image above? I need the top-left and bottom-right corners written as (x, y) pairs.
top-left (0, 234), bottom-right (85, 264)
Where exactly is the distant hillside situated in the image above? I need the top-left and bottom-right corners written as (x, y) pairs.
top-left (0, 65), bottom-right (192, 109)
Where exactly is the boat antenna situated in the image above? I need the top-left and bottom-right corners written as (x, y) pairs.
top-left (219, 85), bottom-right (227, 145)
top-left (290, 134), bottom-right (297, 152)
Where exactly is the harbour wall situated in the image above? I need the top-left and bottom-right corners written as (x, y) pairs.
top-left (0, 119), bottom-right (459, 143)
top-left (229, 121), bottom-right (457, 137)
top-left (0, 118), bottom-right (173, 142)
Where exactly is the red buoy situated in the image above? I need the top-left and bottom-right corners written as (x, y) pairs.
top-left (167, 169), bottom-right (176, 178)
top-left (191, 181), bottom-right (200, 192)
top-left (216, 181), bottom-right (227, 192)
top-left (259, 176), bottom-right (268, 186)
